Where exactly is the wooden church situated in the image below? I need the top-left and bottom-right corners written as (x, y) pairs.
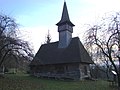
top-left (30, 2), bottom-right (93, 80)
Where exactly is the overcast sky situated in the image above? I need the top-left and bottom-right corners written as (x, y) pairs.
top-left (0, 0), bottom-right (120, 53)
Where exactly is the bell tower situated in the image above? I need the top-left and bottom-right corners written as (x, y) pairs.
top-left (56, 1), bottom-right (75, 48)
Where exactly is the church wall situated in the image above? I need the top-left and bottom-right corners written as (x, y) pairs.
top-left (79, 63), bottom-right (91, 79)
top-left (64, 63), bottom-right (81, 80)
top-left (30, 63), bottom-right (81, 80)
top-left (30, 63), bottom-right (91, 80)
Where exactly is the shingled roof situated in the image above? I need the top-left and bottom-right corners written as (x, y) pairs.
top-left (30, 37), bottom-right (93, 66)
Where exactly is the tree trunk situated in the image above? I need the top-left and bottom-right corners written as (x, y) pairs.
top-left (117, 74), bottom-right (120, 89)
top-left (2, 65), bottom-right (4, 74)
top-left (118, 56), bottom-right (120, 89)
top-left (0, 49), bottom-right (11, 67)
top-left (106, 70), bottom-right (109, 80)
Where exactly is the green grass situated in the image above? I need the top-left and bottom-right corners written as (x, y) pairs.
top-left (0, 74), bottom-right (117, 90)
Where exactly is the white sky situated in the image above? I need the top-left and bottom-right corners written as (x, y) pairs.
top-left (0, 0), bottom-right (120, 53)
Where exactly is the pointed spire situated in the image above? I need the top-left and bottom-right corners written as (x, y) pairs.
top-left (56, 1), bottom-right (75, 26)
top-left (61, 1), bottom-right (70, 22)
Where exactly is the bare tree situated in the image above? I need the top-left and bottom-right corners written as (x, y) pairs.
top-left (45, 30), bottom-right (51, 44)
top-left (84, 12), bottom-right (120, 88)
top-left (0, 14), bottom-right (34, 72)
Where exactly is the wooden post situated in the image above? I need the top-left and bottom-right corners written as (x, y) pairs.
top-left (2, 65), bottom-right (4, 74)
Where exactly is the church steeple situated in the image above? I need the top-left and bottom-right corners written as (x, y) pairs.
top-left (56, 2), bottom-right (75, 48)
top-left (56, 1), bottom-right (74, 27)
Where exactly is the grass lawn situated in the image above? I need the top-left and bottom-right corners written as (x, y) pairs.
top-left (0, 74), bottom-right (117, 90)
